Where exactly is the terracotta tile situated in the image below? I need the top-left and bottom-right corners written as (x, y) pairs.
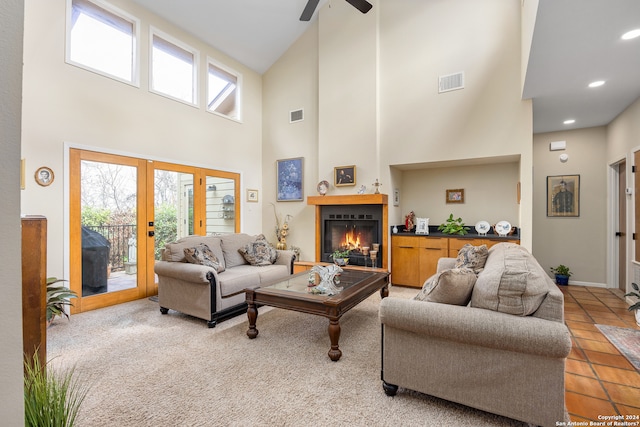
top-left (566, 358), bottom-right (596, 377)
top-left (565, 392), bottom-right (617, 421)
top-left (571, 329), bottom-right (609, 342)
top-left (568, 414), bottom-right (592, 422)
top-left (592, 365), bottom-right (640, 388)
top-left (591, 317), bottom-right (630, 327)
top-left (575, 338), bottom-right (619, 354)
top-left (617, 404), bottom-right (640, 416)
top-left (584, 350), bottom-right (635, 371)
top-left (566, 312), bottom-right (593, 322)
top-left (565, 373), bottom-right (608, 399)
top-left (601, 382), bottom-right (640, 407)
top-left (581, 303), bottom-right (614, 313)
top-left (569, 346), bottom-right (587, 361)
top-left (566, 320), bottom-right (598, 332)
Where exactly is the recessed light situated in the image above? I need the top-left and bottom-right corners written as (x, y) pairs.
top-left (588, 80), bottom-right (605, 88)
top-left (622, 29), bottom-right (640, 40)
top-left (564, 119), bottom-right (576, 125)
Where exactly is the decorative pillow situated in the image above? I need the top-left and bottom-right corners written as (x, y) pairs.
top-left (414, 268), bottom-right (477, 306)
top-left (470, 243), bottom-right (549, 316)
top-left (183, 243), bottom-right (224, 273)
top-left (455, 244), bottom-right (489, 273)
top-left (238, 236), bottom-right (278, 266)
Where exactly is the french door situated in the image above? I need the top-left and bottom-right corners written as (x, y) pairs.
top-left (69, 149), bottom-right (239, 313)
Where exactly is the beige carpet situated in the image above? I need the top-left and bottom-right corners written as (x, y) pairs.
top-left (47, 286), bottom-right (526, 426)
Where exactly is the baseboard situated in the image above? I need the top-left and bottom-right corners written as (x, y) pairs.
top-left (566, 280), bottom-right (609, 288)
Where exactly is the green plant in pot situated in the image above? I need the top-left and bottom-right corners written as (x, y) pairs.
top-left (625, 282), bottom-right (640, 326)
top-left (437, 214), bottom-right (470, 236)
top-left (550, 265), bottom-right (571, 286)
top-left (47, 277), bottom-right (78, 324)
top-left (330, 249), bottom-right (351, 266)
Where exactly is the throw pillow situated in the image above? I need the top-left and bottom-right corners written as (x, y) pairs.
top-left (455, 243), bottom-right (489, 273)
top-left (238, 236), bottom-right (278, 266)
top-left (183, 243), bottom-right (224, 273)
top-left (414, 268), bottom-right (477, 306)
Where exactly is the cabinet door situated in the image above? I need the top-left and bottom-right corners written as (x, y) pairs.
top-left (419, 238), bottom-right (448, 283)
top-left (391, 236), bottom-right (420, 287)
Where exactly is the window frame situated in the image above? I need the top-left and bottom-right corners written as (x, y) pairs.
top-left (149, 26), bottom-right (200, 107)
top-left (65, 0), bottom-right (140, 87)
top-left (206, 57), bottom-right (243, 122)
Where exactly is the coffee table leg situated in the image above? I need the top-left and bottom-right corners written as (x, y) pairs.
top-left (246, 301), bottom-right (259, 339)
top-left (380, 284), bottom-right (389, 299)
top-left (328, 318), bottom-right (342, 361)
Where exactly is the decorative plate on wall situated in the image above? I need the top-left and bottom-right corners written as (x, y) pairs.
top-left (475, 221), bottom-right (490, 235)
top-left (317, 180), bottom-right (329, 196)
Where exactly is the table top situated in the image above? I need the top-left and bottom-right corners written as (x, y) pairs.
top-left (264, 268), bottom-right (387, 296)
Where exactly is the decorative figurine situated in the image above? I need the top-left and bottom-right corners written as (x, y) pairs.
top-left (372, 179), bottom-right (382, 194)
top-left (311, 264), bottom-right (344, 295)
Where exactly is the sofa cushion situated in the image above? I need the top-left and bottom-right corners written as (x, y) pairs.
top-left (414, 268), bottom-right (477, 306)
top-left (239, 237), bottom-right (278, 266)
top-left (221, 233), bottom-right (257, 268)
top-left (455, 243), bottom-right (489, 273)
top-left (163, 235), bottom-right (225, 271)
top-left (183, 243), bottom-right (224, 273)
top-left (470, 243), bottom-right (549, 316)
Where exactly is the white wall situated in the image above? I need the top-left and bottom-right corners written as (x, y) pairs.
top-left (0, 0), bottom-right (27, 423)
top-left (21, 0), bottom-right (265, 279)
top-left (533, 127), bottom-right (608, 284)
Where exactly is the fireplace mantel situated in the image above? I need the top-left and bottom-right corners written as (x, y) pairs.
top-left (307, 194), bottom-right (388, 269)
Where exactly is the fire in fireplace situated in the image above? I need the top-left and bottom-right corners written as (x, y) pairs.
top-left (321, 204), bottom-right (382, 267)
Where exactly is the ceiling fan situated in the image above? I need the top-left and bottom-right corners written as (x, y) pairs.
top-left (300, 0), bottom-right (373, 21)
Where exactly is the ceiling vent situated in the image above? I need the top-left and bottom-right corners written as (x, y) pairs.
top-left (289, 108), bottom-right (304, 123)
top-left (438, 72), bottom-right (465, 93)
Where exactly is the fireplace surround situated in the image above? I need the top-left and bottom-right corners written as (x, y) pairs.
top-left (307, 194), bottom-right (388, 269)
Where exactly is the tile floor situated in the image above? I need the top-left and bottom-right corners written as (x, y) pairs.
top-left (562, 286), bottom-right (640, 421)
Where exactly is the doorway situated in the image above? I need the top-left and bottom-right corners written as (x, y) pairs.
top-left (69, 149), bottom-right (240, 313)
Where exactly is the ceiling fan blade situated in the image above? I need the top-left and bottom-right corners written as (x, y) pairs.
top-left (300, 0), bottom-right (321, 21)
top-left (345, 0), bottom-right (373, 14)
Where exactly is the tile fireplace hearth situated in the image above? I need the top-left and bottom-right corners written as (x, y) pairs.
top-left (307, 194), bottom-right (388, 269)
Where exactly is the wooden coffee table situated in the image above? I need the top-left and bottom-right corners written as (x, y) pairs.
top-left (245, 267), bottom-right (390, 361)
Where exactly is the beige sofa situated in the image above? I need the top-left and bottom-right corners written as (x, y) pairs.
top-left (154, 233), bottom-right (295, 327)
top-left (380, 242), bottom-right (571, 427)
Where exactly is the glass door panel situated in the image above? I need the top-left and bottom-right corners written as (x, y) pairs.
top-left (80, 160), bottom-right (138, 297)
top-left (153, 168), bottom-right (195, 261)
top-left (205, 176), bottom-right (236, 234)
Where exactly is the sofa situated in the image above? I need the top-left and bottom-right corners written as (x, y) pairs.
top-left (154, 233), bottom-right (295, 327)
top-left (380, 242), bottom-right (571, 427)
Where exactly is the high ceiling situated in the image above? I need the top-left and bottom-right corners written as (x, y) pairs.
top-left (129, 0), bottom-right (640, 134)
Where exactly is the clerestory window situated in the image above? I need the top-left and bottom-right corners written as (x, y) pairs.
top-left (207, 59), bottom-right (242, 121)
top-left (150, 29), bottom-right (199, 106)
top-left (66, 0), bottom-right (139, 85)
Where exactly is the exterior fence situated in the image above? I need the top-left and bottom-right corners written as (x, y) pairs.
top-left (84, 224), bottom-right (136, 272)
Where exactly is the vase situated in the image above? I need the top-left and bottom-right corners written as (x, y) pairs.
top-left (555, 274), bottom-right (569, 286)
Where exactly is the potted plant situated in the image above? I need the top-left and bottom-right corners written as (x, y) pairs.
top-left (550, 265), bottom-right (571, 286)
top-left (330, 249), bottom-right (351, 266)
top-left (47, 277), bottom-right (78, 325)
top-left (625, 282), bottom-right (640, 326)
top-left (437, 214), bottom-right (470, 236)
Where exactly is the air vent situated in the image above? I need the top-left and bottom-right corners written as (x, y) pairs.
top-left (289, 108), bottom-right (304, 123)
top-left (438, 72), bottom-right (465, 93)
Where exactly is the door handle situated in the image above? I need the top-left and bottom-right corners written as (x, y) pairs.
top-left (148, 231), bottom-right (155, 237)
top-left (616, 232), bottom-right (624, 237)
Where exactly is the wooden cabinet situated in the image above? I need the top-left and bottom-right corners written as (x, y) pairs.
top-left (391, 235), bottom-right (519, 288)
top-left (391, 235), bottom-right (447, 288)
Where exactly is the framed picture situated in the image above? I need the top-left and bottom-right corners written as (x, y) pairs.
top-left (446, 188), bottom-right (464, 203)
top-left (35, 166), bottom-right (54, 187)
top-left (247, 189), bottom-right (259, 202)
top-left (547, 175), bottom-right (579, 217)
top-left (415, 217), bottom-right (429, 235)
top-left (276, 157), bottom-right (304, 202)
top-left (334, 165), bottom-right (356, 187)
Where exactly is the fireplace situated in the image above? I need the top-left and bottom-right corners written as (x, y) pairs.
top-left (321, 205), bottom-right (382, 267)
top-left (307, 194), bottom-right (388, 269)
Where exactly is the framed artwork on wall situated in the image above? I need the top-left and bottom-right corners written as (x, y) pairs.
top-left (446, 188), bottom-right (464, 203)
top-left (547, 175), bottom-right (579, 217)
top-left (247, 189), bottom-right (258, 202)
top-left (35, 166), bottom-right (54, 187)
top-left (334, 165), bottom-right (356, 187)
top-left (276, 157), bottom-right (304, 202)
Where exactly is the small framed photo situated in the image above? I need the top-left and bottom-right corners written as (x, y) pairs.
top-left (334, 165), bottom-right (356, 187)
top-left (547, 175), bottom-right (579, 217)
top-left (277, 157), bottom-right (304, 202)
top-left (247, 189), bottom-right (259, 202)
top-left (415, 218), bottom-right (429, 235)
top-left (35, 166), bottom-right (54, 187)
top-left (446, 188), bottom-right (464, 204)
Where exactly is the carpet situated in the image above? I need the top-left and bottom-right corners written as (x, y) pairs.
top-left (47, 286), bottom-right (526, 426)
top-left (595, 324), bottom-right (640, 371)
